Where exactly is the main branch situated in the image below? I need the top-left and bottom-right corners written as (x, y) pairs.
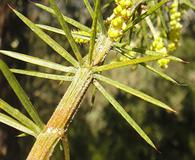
top-left (27, 68), bottom-right (93, 160)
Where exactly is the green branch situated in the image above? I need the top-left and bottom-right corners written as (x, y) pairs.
top-left (88, 0), bottom-right (100, 64)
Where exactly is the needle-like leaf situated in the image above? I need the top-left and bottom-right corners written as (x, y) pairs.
top-left (83, 0), bottom-right (106, 33)
top-left (11, 8), bottom-right (78, 67)
top-left (183, 0), bottom-right (195, 10)
top-left (0, 99), bottom-right (41, 134)
top-left (10, 69), bottom-right (74, 81)
top-left (36, 24), bottom-right (91, 42)
top-left (125, 0), bottom-right (169, 32)
top-left (157, 8), bottom-right (168, 33)
top-left (88, 0), bottom-right (100, 64)
top-left (168, 56), bottom-right (189, 63)
top-left (95, 0), bottom-right (106, 34)
top-left (94, 74), bottom-right (176, 112)
top-left (0, 113), bottom-right (37, 137)
top-left (115, 45), bottom-right (188, 64)
top-left (116, 49), bottom-right (180, 85)
top-left (93, 80), bottom-right (156, 149)
top-left (0, 50), bottom-right (76, 73)
top-left (92, 55), bottom-right (165, 72)
top-left (34, 2), bottom-right (91, 32)
top-left (0, 60), bottom-right (44, 128)
top-left (83, 0), bottom-right (93, 18)
top-left (142, 64), bottom-right (179, 85)
top-left (50, 0), bottom-right (82, 63)
top-left (115, 43), bottom-right (165, 56)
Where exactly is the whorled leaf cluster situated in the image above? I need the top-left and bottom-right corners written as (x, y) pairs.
top-left (0, 0), bottom-right (193, 159)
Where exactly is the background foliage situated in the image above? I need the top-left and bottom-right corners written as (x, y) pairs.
top-left (0, 0), bottom-right (195, 159)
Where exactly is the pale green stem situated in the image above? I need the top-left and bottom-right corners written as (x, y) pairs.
top-left (27, 68), bottom-right (93, 160)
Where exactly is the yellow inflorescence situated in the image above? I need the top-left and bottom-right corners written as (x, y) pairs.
top-left (107, 0), bottom-right (133, 41)
top-left (72, 30), bottom-right (90, 44)
top-left (168, 0), bottom-right (182, 51)
top-left (151, 36), bottom-right (170, 69)
top-left (150, 0), bottom-right (182, 68)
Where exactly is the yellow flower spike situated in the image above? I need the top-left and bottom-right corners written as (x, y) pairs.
top-left (121, 9), bottom-right (128, 18)
top-left (159, 47), bottom-right (167, 55)
top-left (112, 17), bottom-right (124, 27)
top-left (157, 58), bottom-right (170, 69)
top-left (150, 36), bottom-right (169, 68)
top-left (108, 28), bottom-right (120, 38)
top-left (126, 9), bottom-right (131, 17)
top-left (176, 23), bottom-right (182, 29)
top-left (168, 0), bottom-right (182, 51)
top-left (115, 0), bottom-right (121, 4)
top-left (71, 30), bottom-right (90, 44)
top-left (107, 0), bottom-right (133, 41)
top-left (170, 20), bottom-right (177, 27)
top-left (125, 0), bottom-right (132, 7)
top-left (112, 21), bottom-right (118, 28)
top-left (119, 0), bottom-right (126, 7)
top-left (171, 2), bottom-right (178, 8)
top-left (156, 43), bottom-right (164, 50)
top-left (168, 42), bottom-right (176, 51)
top-left (122, 23), bottom-right (127, 30)
top-left (114, 5), bottom-right (123, 15)
top-left (174, 12), bottom-right (181, 19)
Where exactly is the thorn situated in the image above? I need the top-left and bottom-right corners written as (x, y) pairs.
top-left (167, 107), bottom-right (178, 114)
top-left (169, 56), bottom-right (189, 64)
top-left (173, 80), bottom-right (181, 85)
top-left (154, 143), bottom-right (161, 153)
top-left (7, 2), bottom-right (16, 10)
top-left (171, 108), bottom-right (177, 114)
top-left (169, 107), bottom-right (180, 115)
top-left (181, 60), bottom-right (190, 64)
top-left (156, 148), bottom-right (161, 154)
top-left (173, 79), bottom-right (188, 86)
top-left (179, 83), bottom-right (188, 87)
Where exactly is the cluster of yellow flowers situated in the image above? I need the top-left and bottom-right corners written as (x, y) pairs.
top-left (151, 36), bottom-right (170, 69)
top-left (107, 0), bottom-right (133, 41)
top-left (150, 0), bottom-right (182, 69)
top-left (168, 0), bottom-right (182, 51)
top-left (72, 30), bottom-right (90, 44)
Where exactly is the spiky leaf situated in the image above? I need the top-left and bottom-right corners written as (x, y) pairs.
top-left (94, 74), bottom-right (176, 112)
top-left (93, 80), bottom-right (156, 149)
top-left (0, 60), bottom-right (44, 128)
top-left (11, 8), bottom-right (78, 67)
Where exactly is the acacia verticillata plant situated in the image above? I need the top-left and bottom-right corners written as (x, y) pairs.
top-left (0, 0), bottom-right (194, 159)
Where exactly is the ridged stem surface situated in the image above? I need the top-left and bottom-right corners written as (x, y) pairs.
top-left (27, 68), bottom-right (92, 160)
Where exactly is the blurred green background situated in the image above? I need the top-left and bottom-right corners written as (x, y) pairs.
top-left (0, 0), bottom-right (195, 160)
